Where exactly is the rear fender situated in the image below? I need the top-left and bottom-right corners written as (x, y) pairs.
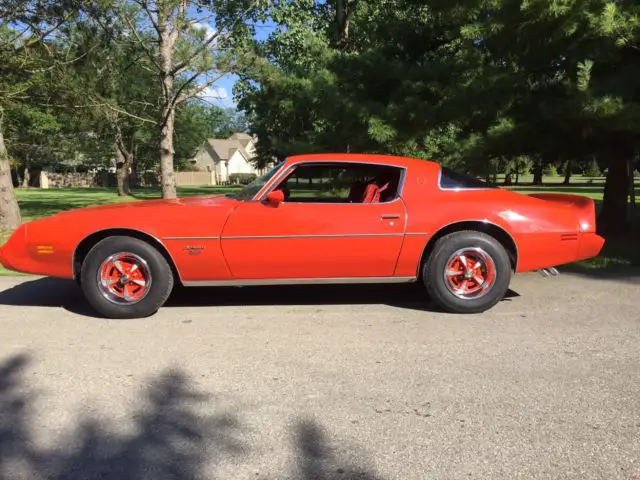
top-left (526, 193), bottom-right (596, 232)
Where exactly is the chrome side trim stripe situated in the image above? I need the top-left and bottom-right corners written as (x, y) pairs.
top-left (163, 236), bottom-right (220, 240)
top-left (163, 233), bottom-right (427, 241)
top-left (183, 276), bottom-right (417, 287)
top-left (221, 233), bottom-right (404, 240)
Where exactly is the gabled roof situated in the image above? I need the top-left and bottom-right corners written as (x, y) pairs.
top-left (206, 139), bottom-right (241, 161)
top-left (198, 132), bottom-right (255, 163)
top-left (227, 132), bottom-right (253, 148)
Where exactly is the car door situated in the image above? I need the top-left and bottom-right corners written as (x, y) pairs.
top-left (220, 161), bottom-right (408, 279)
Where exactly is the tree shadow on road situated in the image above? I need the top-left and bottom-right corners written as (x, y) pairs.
top-left (294, 421), bottom-right (384, 480)
top-left (0, 353), bottom-right (244, 480)
top-left (0, 353), bottom-right (387, 479)
top-left (0, 277), bottom-right (521, 318)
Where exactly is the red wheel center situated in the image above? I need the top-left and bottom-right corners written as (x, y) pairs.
top-left (98, 253), bottom-right (151, 304)
top-left (444, 249), bottom-right (496, 299)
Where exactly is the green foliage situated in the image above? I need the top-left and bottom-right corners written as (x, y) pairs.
top-left (228, 172), bottom-right (257, 184)
top-left (543, 164), bottom-right (558, 176)
top-left (507, 156), bottom-right (534, 176)
top-left (2, 0), bottom-right (640, 232)
top-left (234, 0), bottom-right (640, 232)
top-left (583, 157), bottom-right (602, 177)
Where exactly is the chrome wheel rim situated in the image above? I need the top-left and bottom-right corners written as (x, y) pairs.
top-left (97, 252), bottom-right (152, 305)
top-left (444, 247), bottom-right (496, 300)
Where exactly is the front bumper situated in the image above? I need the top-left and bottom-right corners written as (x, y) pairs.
top-left (0, 226), bottom-right (26, 273)
top-left (1, 223), bottom-right (74, 278)
top-left (0, 245), bottom-right (11, 270)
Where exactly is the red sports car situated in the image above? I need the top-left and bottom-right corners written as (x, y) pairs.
top-left (0, 154), bottom-right (604, 318)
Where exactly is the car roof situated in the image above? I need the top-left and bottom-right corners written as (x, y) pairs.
top-left (286, 153), bottom-right (441, 172)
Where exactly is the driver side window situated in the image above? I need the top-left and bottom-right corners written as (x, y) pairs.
top-left (275, 162), bottom-right (403, 204)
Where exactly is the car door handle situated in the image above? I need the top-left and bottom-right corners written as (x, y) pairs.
top-left (380, 214), bottom-right (400, 220)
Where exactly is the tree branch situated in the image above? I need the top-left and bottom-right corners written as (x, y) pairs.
top-left (24, 47), bottom-right (94, 73)
top-left (120, 11), bottom-right (162, 72)
top-left (133, 0), bottom-right (162, 38)
top-left (174, 70), bottom-right (229, 106)
top-left (96, 103), bottom-right (158, 125)
top-left (171, 0), bottom-right (258, 75)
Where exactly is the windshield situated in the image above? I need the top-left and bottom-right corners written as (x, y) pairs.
top-left (229, 162), bottom-right (286, 200)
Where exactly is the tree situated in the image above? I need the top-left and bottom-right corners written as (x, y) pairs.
top-left (0, 0), bottom-right (83, 229)
top-left (561, 159), bottom-right (573, 185)
top-left (237, 0), bottom-right (640, 234)
top-left (64, 13), bottom-right (159, 195)
top-left (583, 157), bottom-right (601, 177)
top-left (116, 0), bottom-right (259, 198)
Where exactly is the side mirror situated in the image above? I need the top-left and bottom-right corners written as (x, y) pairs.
top-left (263, 189), bottom-right (284, 207)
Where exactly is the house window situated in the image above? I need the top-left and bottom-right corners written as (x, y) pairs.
top-left (273, 162), bottom-right (403, 203)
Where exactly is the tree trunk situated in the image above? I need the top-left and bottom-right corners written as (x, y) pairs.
top-left (131, 142), bottom-right (138, 187)
top-left (114, 128), bottom-right (133, 196)
top-left (0, 124), bottom-right (21, 230)
top-left (532, 161), bottom-right (543, 185)
top-left (115, 149), bottom-right (133, 196)
top-left (563, 159), bottom-right (572, 185)
top-left (157, 4), bottom-right (179, 199)
top-left (335, 0), bottom-right (349, 48)
top-left (628, 157), bottom-right (636, 228)
top-left (159, 103), bottom-right (176, 198)
top-left (515, 170), bottom-right (519, 185)
top-left (21, 156), bottom-right (30, 188)
top-left (597, 148), bottom-right (632, 235)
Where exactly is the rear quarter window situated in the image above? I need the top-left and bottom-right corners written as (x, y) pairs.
top-left (439, 167), bottom-right (498, 189)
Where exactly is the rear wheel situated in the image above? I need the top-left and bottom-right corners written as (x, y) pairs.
top-left (423, 230), bottom-right (511, 314)
top-left (80, 236), bottom-right (174, 319)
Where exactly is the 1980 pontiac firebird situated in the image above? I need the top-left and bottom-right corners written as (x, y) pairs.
top-left (0, 154), bottom-right (605, 319)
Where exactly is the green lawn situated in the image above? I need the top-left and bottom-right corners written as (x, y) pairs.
top-left (1, 182), bottom-right (638, 275)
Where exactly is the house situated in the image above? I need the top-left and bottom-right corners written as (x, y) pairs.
top-left (190, 132), bottom-right (265, 182)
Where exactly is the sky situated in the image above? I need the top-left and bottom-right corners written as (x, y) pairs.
top-left (193, 18), bottom-right (275, 111)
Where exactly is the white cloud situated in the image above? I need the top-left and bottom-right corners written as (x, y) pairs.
top-left (192, 22), bottom-right (217, 40)
top-left (198, 86), bottom-right (228, 100)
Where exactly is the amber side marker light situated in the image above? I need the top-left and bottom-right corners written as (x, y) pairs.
top-left (36, 245), bottom-right (55, 254)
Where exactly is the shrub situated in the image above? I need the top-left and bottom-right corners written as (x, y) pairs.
top-left (543, 164), bottom-right (558, 176)
top-left (228, 173), bottom-right (257, 185)
top-left (582, 158), bottom-right (601, 177)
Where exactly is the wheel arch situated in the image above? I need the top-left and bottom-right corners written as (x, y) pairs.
top-left (73, 228), bottom-right (181, 284)
top-left (418, 221), bottom-right (518, 276)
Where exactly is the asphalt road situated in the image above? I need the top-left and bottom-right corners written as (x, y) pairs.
top-left (0, 271), bottom-right (639, 480)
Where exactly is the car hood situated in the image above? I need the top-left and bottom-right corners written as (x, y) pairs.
top-left (53, 194), bottom-right (236, 216)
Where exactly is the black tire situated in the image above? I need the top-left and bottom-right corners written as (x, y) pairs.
top-left (80, 236), bottom-right (174, 319)
top-left (423, 230), bottom-right (511, 314)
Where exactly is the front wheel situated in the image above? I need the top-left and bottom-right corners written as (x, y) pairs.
top-left (423, 230), bottom-right (511, 314)
top-left (80, 236), bottom-right (174, 319)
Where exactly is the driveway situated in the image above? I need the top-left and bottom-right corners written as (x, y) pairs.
top-left (0, 271), bottom-right (639, 479)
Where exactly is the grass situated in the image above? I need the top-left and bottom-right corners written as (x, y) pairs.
top-left (1, 180), bottom-right (638, 275)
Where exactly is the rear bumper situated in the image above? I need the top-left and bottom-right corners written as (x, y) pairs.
top-left (576, 232), bottom-right (606, 261)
